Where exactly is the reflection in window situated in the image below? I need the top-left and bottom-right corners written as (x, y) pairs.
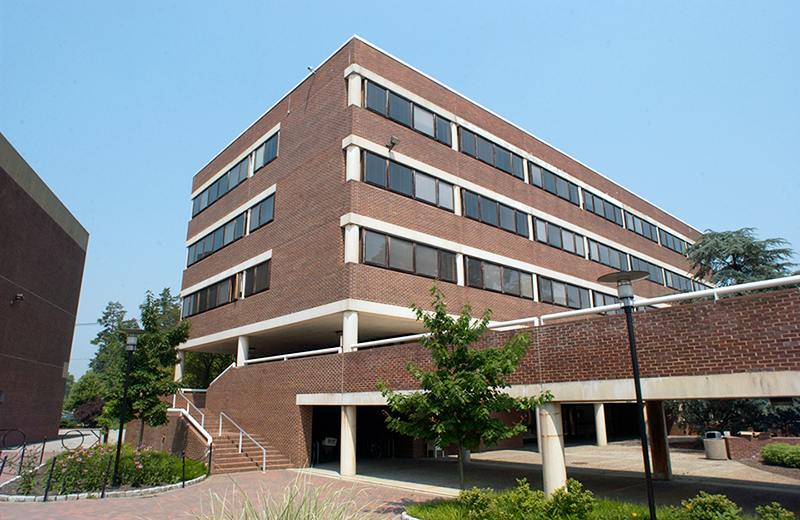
top-left (361, 230), bottom-right (457, 283)
top-left (588, 239), bottom-right (629, 271)
top-left (364, 80), bottom-right (451, 145)
top-left (465, 257), bottom-right (534, 300)
top-left (460, 128), bottom-right (524, 179)
top-left (528, 163), bottom-right (580, 206)
top-left (533, 218), bottom-right (585, 258)
top-left (187, 213), bottom-right (246, 267)
top-left (463, 190), bottom-right (528, 237)
top-left (584, 192), bottom-right (623, 226)
top-left (538, 276), bottom-right (591, 310)
top-left (249, 194), bottom-right (275, 233)
top-left (192, 155), bottom-right (251, 217)
top-left (363, 152), bottom-right (454, 211)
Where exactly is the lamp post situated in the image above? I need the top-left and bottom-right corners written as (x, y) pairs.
top-left (112, 327), bottom-right (143, 488)
top-left (597, 271), bottom-right (656, 520)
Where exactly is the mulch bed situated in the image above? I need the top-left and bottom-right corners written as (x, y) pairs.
top-left (737, 458), bottom-right (800, 481)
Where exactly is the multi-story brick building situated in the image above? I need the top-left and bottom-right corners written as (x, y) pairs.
top-left (178, 36), bottom-right (701, 368)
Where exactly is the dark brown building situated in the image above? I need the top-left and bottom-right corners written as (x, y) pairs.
top-left (0, 131), bottom-right (88, 444)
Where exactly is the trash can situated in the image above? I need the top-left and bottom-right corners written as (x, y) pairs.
top-left (704, 431), bottom-right (728, 460)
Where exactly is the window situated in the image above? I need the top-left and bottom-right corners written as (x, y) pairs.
top-left (630, 256), bottom-right (664, 285)
top-left (584, 191), bottom-right (624, 226)
top-left (253, 133), bottom-right (278, 172)
top-left (187, 213), bottom-right (246, 266)
top-left (528, 163), bottom-right (580, 205)
top-left (587, 239), bottom-right (629, 271)
top-left (249, 194), bottom-right (275, 233)
top-left (625, 212), bottom-right (659, 243)
top-left (463, 190), bottom-right (529, 237)
top-left (362, 152), bottom-right (454, 211)
top-left (244, 260), bottom-right (271, 297)
top-left (182, 275), bottom-right (237, 318)
top-left (659, 229), bottom-right (688, 254)
top-left (465, 257), bottom-right (534, 299)
top-left (533, 218), bottom-right (585, 257)
top-left (665, 270), bottom-right (693, 291)
top-left (593, 292), bottom-right (623, 315)
top-left (192, 155), bottom-right (251, 217)
top-left (538, 276), bottom-right (591, 309)
top-left (361, 230), bottom-right (457, 283)
top-left (460, 128), bottom-right (524, 179)
top-left (364, 80), bottom-right (451, 145)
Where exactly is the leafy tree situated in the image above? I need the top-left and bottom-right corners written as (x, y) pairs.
top-left (89, 301), bottom-right (139, 376)
top-left (182, 352), bottom-right (236, 389)
top-left (380, 286), bottom-right (552, 490)
top-left (686, 228), bottom-right (796, 287)
top-left (668, 398), bottom-right (800, 437)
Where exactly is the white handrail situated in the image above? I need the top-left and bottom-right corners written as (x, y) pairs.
top-left (168, 408), bottom-right (212, 447)
top-left (209, 362), bottom-right (236, 386)
top-left (244, 346), bottom-right (342, 365)
top-left (219, 412), bottom-right (266, 472)
top-left (173, 391), bottom-right (206, 428)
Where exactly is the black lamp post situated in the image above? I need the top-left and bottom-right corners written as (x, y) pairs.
top-left (112, 327), bottom-right (143, 487)
top-left (597, 271), bottom-right (656, 520)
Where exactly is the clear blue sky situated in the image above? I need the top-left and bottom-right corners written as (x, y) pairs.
top-left (2, 2), bottom-right (798, 379)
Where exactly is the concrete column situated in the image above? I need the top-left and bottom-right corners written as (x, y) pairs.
top-left (522, 156), bottom-right (530, 184)
top-left (594, 403), bottom-right (608, 446)
top-left (344, 224), bottom-right (360, 264)
top-left (539, 402), bottom-right (567, 497)
top-left (174, 351), bottom-right (186, 383)
top-left (527, 214), bottom-right (534, 241)
top-left (450, 122), bottom-right (458, 151)
top-left (347, 73), bottom-right (362, 107)
top-left (345, 145), bottom-right (361, 182)
top-left (646, 401), bottom-right (672, 480)
top-left (236, 336), bottom-right (250, 367)
top-left (453, 186), bottom-right (462, 216)
top-left (340, 405), bottom-right (357, 476)
top-left (535, 404), bottom-right (543, 453)
top-left (455, 253), bottom-right (465, 286)
top-left (342, 310), bottom-right (358, 352)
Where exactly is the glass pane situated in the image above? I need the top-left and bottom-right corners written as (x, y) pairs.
top-left (217, 279), bottom-right (230, 306)
top-left (389, 238), bottom-right (414, 272)
top-left (495, 147), bottom-right (511, 173)
top-left (603, 200), bottom-right (615, 221)
top-left (213, 228), bottom-right (224, 252)
top-left (569, 184), bottom-right (579, 205)
top-left (223, 220), bottom-right (236, 246)
top-left (529, 163), bottom-right (542, 187)
top-left (575, 236), bottom-right (585, 257)
top-left (182, 296), bottom-right (192, 318)
top-left (634, 218), bottom-right (643, 234)
top-left (254, 143), bottom-right (265, 170)
top-left (249, 204), bottom-right (260, 232)
top-left (552, 282), bottom-right (567, 306)
top-left (476, 136), bottom-right (494, 165)
top-left (415, 172), bottom-right (437, 204)
top-left (389, 162), bottom-right (413, 196)
top-left (520, 273), bottom-right (533, 299)
top-left (244, 267), bottom-right (255, 297)
top-left (364, 153), bottom-right (386, 187)
top-left (413, 105), bottom-right (435, 136)
top-left (255, 262), bottom-right (270, 293)
top-left (579, 288), bottom-right (590, 309)
top-left (238, 158), bottom-right (249, 184)
top-left (203, 235), bottom-right (213, 256)
top-left (562, 230), bottom-right (575, 253)
top-left (261, 196), bottom-right (274, 224)
top-left (264, 135), bottom-right (278, 163)
top-left (198, 289), bottom-right (208, 312)
top-left (511, 155), bottom-right (524, 180)
top-left (516, 212), bottom-right (529, 237)
top-left (363, 230), bottom-right (387, 266)
top-left (599, 244), bottom-right (610, 265)
top-left (199, 190), bottom-right (209, 210)
top-left (480, 197), bottom-right (498, 227)
top-left (208, 285), bottom-right (218, 309)
top-left (217, 174), bottom-right (229, 198)
top-left (483, 263), bottom-right (502, 291)
top-left (589, 241), bottom-right (599, 261)
top-left (499, 205), bottom-right (515, 232)
top-left (415, 245), bottom-right (438, 277)
top-left (547, 223), bottom-right (562, 249)
top-left (585, 193), bottom-right (594, 213)
top-left (461, 128), bottom-right (476, 156)
top-left (207, 180), bottom-right (218, 205)
top-left (539, 277), bottom-right (552, 303)
top-left (187, 244), bottom-right (195, 266)
top-left (365, 81), bottom-right (386, 114)
top-left (535, 219), bottom-right (548, 243)
top-left (567, 285), bottom-right (580, 308)
top-left (388, 92), bottom-right (412, 126)
top-left (438, 182), bottom-right (454, 210)
top-left (195, 242), bottom-right (204, 263)
top-left (192, 197), bottom-right (201, 217)
top-left (503, 268), bottom-right (520, 296)
top-left (467, 258), bottom-right (482, 287)
top-left (235, 214), bottom-right (244, 240)
top-left (556, 177), bottom-right (569, 199)
top-left (543, 170), bottom-right (556, 194)
top-left (439, 251), bottom-right (456, 282)
top-left (626, 212), bottom-right (634, 230)
top-left (464, 191), bottom-right (480, 220)
top-left (436, 117), bottom-right (451, 146)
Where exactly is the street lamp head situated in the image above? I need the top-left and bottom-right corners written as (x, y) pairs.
top-left (597, 271), bottom-right (649, 307)
top-left (119, 327), bottom-right (145, 352)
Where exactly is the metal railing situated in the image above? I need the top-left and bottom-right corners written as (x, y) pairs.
top-left (168, 408), bottom-right (213, 446)
top-left (244, 346), bottom-right (342, 365)
top-left (173, 390), bottom-right (206, 428)
top-left (209, 362), bottom-right (236, 386)
top-left (219, 412), bottom-right (266, 472)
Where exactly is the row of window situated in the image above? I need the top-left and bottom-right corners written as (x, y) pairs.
top-left (630, 256), bottom-right (664, 285)
top-left (534, 218), bottom-right (585, 257)
top-left (365, 81), bottom-right (451, 146)
top-left (463, 191), bottom-right (529, 237)
top-left (364, 152), bottom-right (455, 211)
top-left (465, 257), bottom-right (534, 299)
top-left (584, 191), bottom-right (624, 227)
top-left (529, 163), bottom-right (580, 206)
top-left (588, 239), bottom-right (629, 271)
top-left (660, 228), bottom-right (688, 254)
top-left (362, 230), bottom-right (457, 283)
top-left (625, 212), bottom-right (659, 243)
top-left (665, 269), bottom-right (693, 292)
top-left (460, 128), bottom-right (525, 180)
top-left (538, 276), bottom-right (593, 310)
top-left (187, 194), bottom-right (275, 267)
top-left (182, 259), bottom-right (271, 318)
top-left (191, 133), bottom-right (279, 218)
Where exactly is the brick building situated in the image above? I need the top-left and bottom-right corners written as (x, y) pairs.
top-left (0, 131), bottom-right (88, 443)
top-left (179, 36), bottom-right (702, 368)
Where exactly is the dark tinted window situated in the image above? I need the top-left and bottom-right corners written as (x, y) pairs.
top-left (464, 191), bottom-right (480, 220)
top-left (461, 128), bottom-right (476, 157)
top-left (388, 162), bottom-right (413, 196)
top-left (480, 197), bottom-right (498, 227)
top-left (363, 230), bottom-right (387, 266)
top-left (436, 118), bottom-right (451, 146)
top-left (388, 92), bottom-right (412, 126)
top-left (364, 152), bottom-right (387, 187)
top-left (366, 81), bottom-right (387, 114)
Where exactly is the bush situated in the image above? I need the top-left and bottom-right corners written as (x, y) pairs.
top-left (677, 492), bottom-right (741, 520)
top-left (761, 443), bottom-right (800, 469)
top-left (455, 479), bottom-right (591, 520)
top-left (547, 479), bottom-right (596, 520)
top-left (756, 503), bottom-right (795, 520)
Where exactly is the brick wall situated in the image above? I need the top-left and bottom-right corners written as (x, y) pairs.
top-left (726, 436), bottom-right (800, 460)
top-left (125, 413), bottom-right (209, 464)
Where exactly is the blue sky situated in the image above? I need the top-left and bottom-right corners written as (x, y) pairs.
top-left (2, 1), bottom-right (798, 378)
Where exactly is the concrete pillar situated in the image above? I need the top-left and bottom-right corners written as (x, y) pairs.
top-left (453, 185), bottom-right (462, 216)
top-left (455, 253), bottom-right (465, 286)
top-left (539, 402), bottom-right (567, 497)
top-left (342, 311), bottom-right (358, 352)
top-left (450, 122), bottom-right (458, 151)
top-left (236, 336), bottom-right (250, 367)
top-left (535, 404), bottom-right (543, 453)
top-left (174, 351), bottom-right (186, 382)
top-left (344, 224), bottom-right (360, 264)
top-left (347, 73), bottom-right (362, 107)
top-left (345, 145), bottom-right (361, 182)
top-left (646, 401), bottom-right (672, 480)
top-left (594, 403), bottom-right (608, 447)
top-left (340, 405), bottom-right (357, 476)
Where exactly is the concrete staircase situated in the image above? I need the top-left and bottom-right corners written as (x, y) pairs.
top-left (202, 416), bottom-right (293, 474)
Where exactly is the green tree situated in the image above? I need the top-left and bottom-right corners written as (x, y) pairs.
top-left (668, 398), bottom-right (800, 437)
top-left (379, 286), bottom-right (552, 490)
top-left (89, 301), bottom-right (139, 376)
top-left (182, 352), bottom-right (236, 389)
top-left (686, 228), bottom-right (796, 287)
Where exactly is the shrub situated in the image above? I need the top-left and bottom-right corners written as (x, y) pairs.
top-left (756, 503), bottom-right (795, 520)
top-left (678, 491), bottom-right (741, 520)
top-left (546, 479), bottom-right (596, 520)
top-left (761, 443), bottom-right (800, 469)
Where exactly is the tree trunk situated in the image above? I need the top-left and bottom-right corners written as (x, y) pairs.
top-left (139, 417), bottom-right (145, 447)
top-left (457, 442), bottom-right (465, 490)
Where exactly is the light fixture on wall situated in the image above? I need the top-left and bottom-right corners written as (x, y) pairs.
top-left (386, 136), bottom-right (400, 151)
top-left (597, 270), bottom-right (656, 520)
top-left (10, 293), bottom-right (23, 305)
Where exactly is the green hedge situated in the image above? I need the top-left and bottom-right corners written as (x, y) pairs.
top-left (761, 443), bottom-right (800, 468)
